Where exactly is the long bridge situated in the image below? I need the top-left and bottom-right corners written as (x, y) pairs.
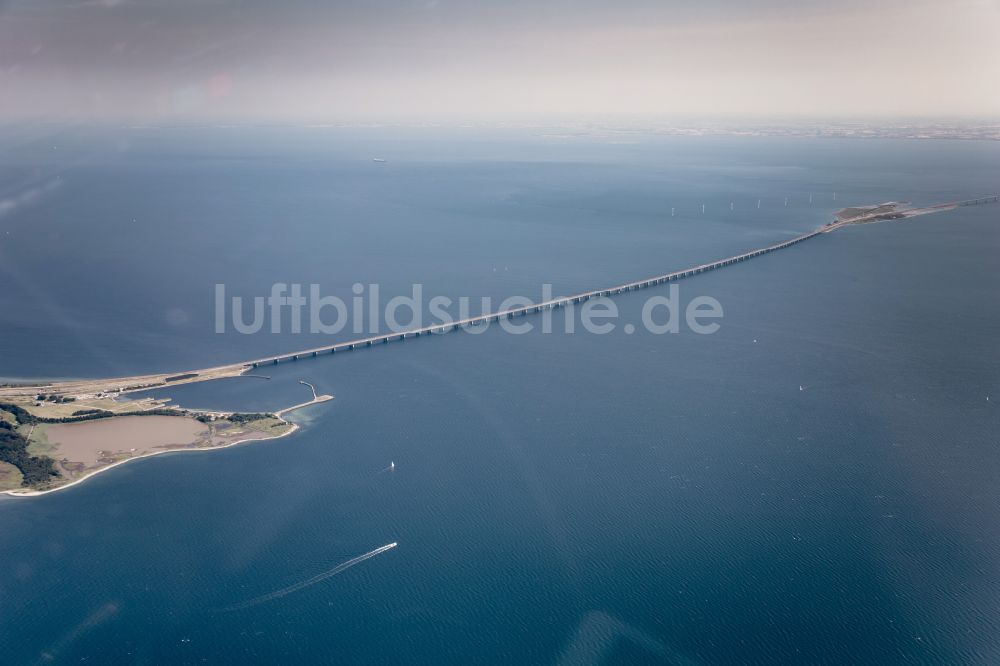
top-left (246, 223), bottom-right (840, 368)
top-left (958, 195), bottom-right (1000, 206)
top-left (4, 196), bottom-right (996, 400)
top-left (246, 194), bottom-right (998, 368)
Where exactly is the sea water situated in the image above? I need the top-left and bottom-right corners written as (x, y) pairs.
top-left (0, 127), bottom-right (998, 664)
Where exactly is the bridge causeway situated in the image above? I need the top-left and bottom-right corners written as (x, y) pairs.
top-left (5, 195), bottom-right (997, 403)
top-left (247, 223), bottom-right (836, 368)
top-left (958, 196), bottom-right (999, 206)
top-left (233, 193), bottom-right (994, 370)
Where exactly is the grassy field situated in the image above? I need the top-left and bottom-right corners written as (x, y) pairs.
top-left (241, 417), bottom-right (292, 434)
top-left (0, 461), bottom-right (24, 490)
top-left (17, 396), bottom-right (172, 420)
top-left (23, 423), bottom-right (53, 458)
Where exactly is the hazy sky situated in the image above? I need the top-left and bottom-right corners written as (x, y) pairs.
top-left (1, 0), bottom-right (998, 121)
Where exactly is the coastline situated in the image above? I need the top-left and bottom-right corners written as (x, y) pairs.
top-left (1, 393), bottom-right (333, 499)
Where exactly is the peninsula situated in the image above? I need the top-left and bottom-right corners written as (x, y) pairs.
top-left (0, 382), bottom-right (333, 496)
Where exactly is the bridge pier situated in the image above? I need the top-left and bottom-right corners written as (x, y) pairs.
top-left (222, 217), bottom-right (844, 373)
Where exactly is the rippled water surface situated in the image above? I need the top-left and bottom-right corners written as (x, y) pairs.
top-left (1, 128), bottom-right (998, 664)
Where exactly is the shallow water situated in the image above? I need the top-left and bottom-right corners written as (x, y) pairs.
top-left (43, 415), bottom-right (208, 465)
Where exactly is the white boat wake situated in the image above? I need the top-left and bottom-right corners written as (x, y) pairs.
top-left (221, 542), bottom-right (398, 611)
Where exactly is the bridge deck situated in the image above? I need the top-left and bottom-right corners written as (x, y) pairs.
top-left (248, 223), bottom-right (839, 367)
top-left (255, 192), bottom-right (1000, 368)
